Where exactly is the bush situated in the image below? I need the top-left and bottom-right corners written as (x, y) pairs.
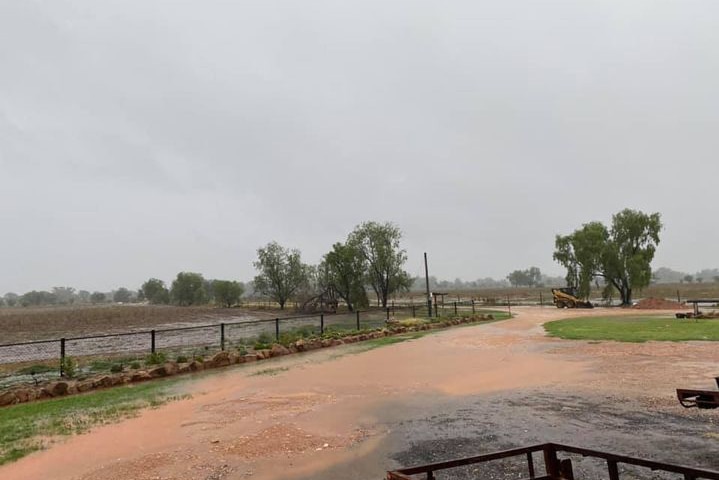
top-left (237, 345), bottom-right (247, 356)
top-left (61, 357), bottom-right (77, 378)
top-left (175, 355), bottom-right (188, 363)
top-left (145, 352), bottom-right (167, 365)
top-left (109, 364), bottom-right (123, 373)
top-left (130, 361), bottom-right (141, 369)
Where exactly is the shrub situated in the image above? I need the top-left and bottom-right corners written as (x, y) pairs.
top-left (61, 356), bottom-right (77, 378)
top-left (130, 361), bottom-right (141, 369)
top-left (145, 352), bottom-right (167, 365)
top-left (237, 345), bottom-right (247, 356)
top-left (175, 355), bottom-right (188, 364)
top-left (109, 364), bottom-right (123, 373)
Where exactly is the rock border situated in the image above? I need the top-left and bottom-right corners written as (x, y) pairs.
top-left (0, 314), bottom-right (495, 407)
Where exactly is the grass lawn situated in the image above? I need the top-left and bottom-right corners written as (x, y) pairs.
top-left (0, 378), bottom-right (187, 465)
top-left (544, 316), bottom-right (719, 342)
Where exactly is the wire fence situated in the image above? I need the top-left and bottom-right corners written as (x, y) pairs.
top-left (0, 301), bottom-right (508, 390)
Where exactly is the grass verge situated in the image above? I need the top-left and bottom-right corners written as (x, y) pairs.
top-left (544, 316), bottom-right (719, 342)
top-left (0, 378), bottom-right (187, 465)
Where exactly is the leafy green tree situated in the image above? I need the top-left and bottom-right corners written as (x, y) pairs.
top-left (77, 290), bottom-right (91, 303)
top-left (347, 221), bottom-right (412, 307)
top-left (322, 242), bottom-right (369, 311)
top-left (683, 274), bottom-right (694, 284)
top-left (212, 280), bottom-right (244, 308)
top-left (3, 293), bottom-right (18, 307)
top-left (52, 287), bottom-right (76, 305)
top-left (553, 209), bottom-right (662, 305)
top-left (171, 272), bottom-right (207, 306)
top-left (113, 287), bottom-right (132, 303)
top-left (253, 242), bottom-right (310, 310)
top-left (507, 267), bottom-right (542, 287)
top-left (90, 291), bottom-right (106, 304)
top-left (20, 290), bottom-right (57, 306)
top-left (140, 278), bottom-right (170, 305)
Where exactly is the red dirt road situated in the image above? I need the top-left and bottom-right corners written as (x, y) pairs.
top-left (2, 307), bottom-right (717, 480)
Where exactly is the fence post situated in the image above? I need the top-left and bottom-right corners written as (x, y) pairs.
top-left (434, 301), bottom-right (438, 318)
top-left (412, 304), bottom-right (416, 317)
top-left (320, 314), bottom-right (324, 335)
top-left (151, 330), bottom-right (156, 354)
top-left (275, 318), bottom-right (280, 342)
top-left (454, 302), bottom-right (457, 315)
top-left (220, 323), bottom-right (226, 351)
top-left (356, 310), bottom-right (360, 330)
top-left (386, 308), bottom-right (390, 321)
top-left (472, 300), bottom-right (475, 314)
top-left (391, 301), bottom-right (395, 316)
top-left (60, 338), bottom-right (66, 377)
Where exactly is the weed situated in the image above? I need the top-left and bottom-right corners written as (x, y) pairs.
top-left (144, 352), bottom-right (167, 365)
top-left (175, 355), bottom-right (188, 364)
top-left (130, 361), bottom-right (141, 370)
top-left (109, 364), bottom-right (123, 373)
top-left (61, 357), bottom-right (77, 379)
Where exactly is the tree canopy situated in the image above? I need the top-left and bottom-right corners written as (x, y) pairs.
top-left (253, 242), bottom-right (310, 309)
top-left (347, 221), bottom-right (412, 307)
top-left (321, 242), bottom-right (369, 311)
top-left (553, 209), bottom-right (662, 305)
top-left (507, 267), bottom-right (542, 287)
top-left (170, 272), bottom-right (207, 306)
top-left (212, 280), bottom-right (244, 308)
top-left (140, 278), bottom-right (170, 305)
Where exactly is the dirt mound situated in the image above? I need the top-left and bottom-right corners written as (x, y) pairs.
top-left (633, 297), bottom-right (682, 310)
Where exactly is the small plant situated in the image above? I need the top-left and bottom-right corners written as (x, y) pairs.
top-left (130, 361), bottom-right (141, 370)
top-left (144, 352), bottom-right (167, 365)
top-left (109, 364), bottom-right (123, 373)
top-left (237, 345), bottom-right (247, 356)
top-left (175, 355), bottom-right (188, 364)
top-left (61, 357), bottom-right (77, 379)
top-left (254, 342), bottom-right (272, 350)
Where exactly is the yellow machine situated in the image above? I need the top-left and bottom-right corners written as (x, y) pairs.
top-left (551, 287), bottom-right (594, 308)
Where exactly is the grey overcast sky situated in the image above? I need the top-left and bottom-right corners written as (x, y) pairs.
top-left (1, 0), bottom-right (718, 293)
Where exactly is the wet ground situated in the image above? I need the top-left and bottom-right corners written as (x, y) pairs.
top-left (1, 307), bottom-right (718, 480)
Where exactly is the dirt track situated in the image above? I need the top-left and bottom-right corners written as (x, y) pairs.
top-left (2, 307), bottom-right (718, 480)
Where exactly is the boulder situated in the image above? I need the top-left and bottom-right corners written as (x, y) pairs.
top-left (163, 362), bottom-right (179, 375)
top-left (294, 339), bottom-right (306, 351)
top-left (93, 376), bottom-right (114, 388)
top-left (208, 351), bottom-right (230, 368)
top-left (330, 339), bottom-right (344, 347)
top-left (13, 388), bottom-right (37, 403)
top-left (131, 371), bottom-right (153, 382)
top-left (270, 344), bottom-right (290, 357)
top-left (45, 381), bottom-right (69, 397)
top-left (188, 361), bottom-right (205, 371)
top-left (228, 352), bottom-right (240, 364)
top-left (0, 391), bottom-right (18, 406)
top-left (148, 366), bottom-right (169, 378)
top-left (77, 381), bottom-right (94, 392)
top-left (243, 354), bottom-right (259, 362)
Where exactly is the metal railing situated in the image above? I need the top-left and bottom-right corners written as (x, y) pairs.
top-left (387, 443), bottom-right (719, 480)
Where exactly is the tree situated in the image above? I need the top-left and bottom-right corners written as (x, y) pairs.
top-left (171, 272), bottom-right (207, 306)
top-left (140, 278), bottom-right (170, 305)
top-left (90, 291), bottom-right (106, 304)
top-left (3, 293), bottom-right (18, 307)
top-left (347, 221), bottom-right (412, 307)
top-left (77, 290), bottom-right (91, 303)
top-left (20, 290), bottom-right (57, 306)
top-left (253, 242), bottom-right (310, 310)
top-left (213, 280), bottom-right (244, 308)
top-left (52, 287), bottom-right (76, 305)
top-left (507, 267), bottom-right (542, 287)
top-left (553, 209), bottom-right (661, 306)
top-left (322, 242), bottom-right (369, 311)
top-left (113, 287), bottom-right (132, 303)
top-left (683, 274), bottom-right (694, 284)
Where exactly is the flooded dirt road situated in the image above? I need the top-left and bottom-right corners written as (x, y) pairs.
top-left (2, 307), bottom-right (718, 480)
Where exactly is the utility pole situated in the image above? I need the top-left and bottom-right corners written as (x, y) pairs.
top-left (424, 252), bottom-right (432, 318)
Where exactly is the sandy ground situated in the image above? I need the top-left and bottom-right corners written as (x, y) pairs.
top-left (2, 307), bottom-right (718, 480)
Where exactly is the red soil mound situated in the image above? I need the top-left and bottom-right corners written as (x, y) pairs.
top-left (633, 297), bottom-right (682, 309)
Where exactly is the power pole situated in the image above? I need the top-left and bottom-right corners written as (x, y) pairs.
top-left (424, 252), bottom-right (432, 318)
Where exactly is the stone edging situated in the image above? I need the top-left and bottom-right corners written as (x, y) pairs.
top-left (0, 314), bottom-right (495, 407)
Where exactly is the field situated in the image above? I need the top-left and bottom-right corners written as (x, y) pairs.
top-left (1, 306), bottom-right (718, 480)
top-left (545, 315), bottom-right (719, 342)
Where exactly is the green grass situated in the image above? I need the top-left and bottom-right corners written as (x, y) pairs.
top-left (544, 316), bottom-right (719, 342)
top-left (0, 378), bottom-right (187, 465)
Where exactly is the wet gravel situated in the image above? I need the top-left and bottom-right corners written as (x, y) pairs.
top-left (385, 389), bottom-right (719, 480)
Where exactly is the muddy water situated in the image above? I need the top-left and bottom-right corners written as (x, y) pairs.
top-left (1, 307), bottom-right (717, 480)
